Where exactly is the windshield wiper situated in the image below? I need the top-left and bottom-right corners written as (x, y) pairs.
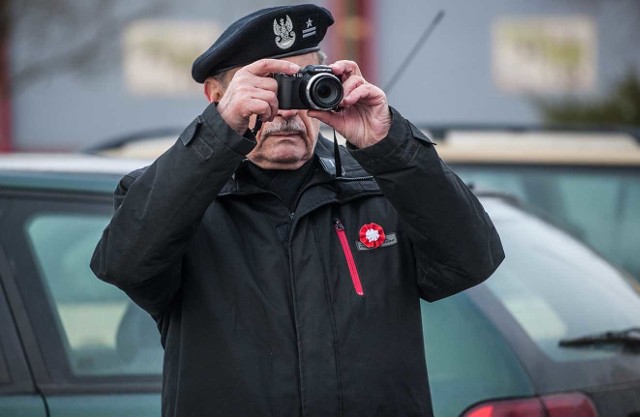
top-left (559, 327), bottom-right (640, 351)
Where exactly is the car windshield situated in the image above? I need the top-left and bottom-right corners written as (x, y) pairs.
top-left (479, 196), bottom-right (640, 361)
top-left (453, 165), bottom-right (640, 282)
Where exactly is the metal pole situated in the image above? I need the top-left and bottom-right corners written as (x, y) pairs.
top-left (0, 35), bottom-right (11, 152)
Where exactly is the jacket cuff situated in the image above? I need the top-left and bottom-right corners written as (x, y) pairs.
top-left (187, 102), bottom-right (257, 158)
top-left (348, 107), bottom-right (434, 175)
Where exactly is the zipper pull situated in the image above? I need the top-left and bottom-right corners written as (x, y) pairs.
top-left (333, 218), bottom-right (364, 296)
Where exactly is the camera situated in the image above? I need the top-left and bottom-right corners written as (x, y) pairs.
top-left (274, 65), bottom-right (343, 111)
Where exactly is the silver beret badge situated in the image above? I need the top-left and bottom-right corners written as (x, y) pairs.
top-left (273, 15), bottom-right (296, 49)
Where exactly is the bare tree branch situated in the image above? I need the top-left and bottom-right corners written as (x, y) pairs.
top-left (9, 0), bottom-right (170, 92)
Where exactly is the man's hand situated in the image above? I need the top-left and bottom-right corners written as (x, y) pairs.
top-left (217, 59), bottom-right (300, 135)
top-left (309, 60), bottom-right (392, 148)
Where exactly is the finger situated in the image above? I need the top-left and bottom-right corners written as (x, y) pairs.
top-left (243, 75), bottom-right (279, 95)
top-left (244, 98), bottom-right (277, 123)
top-left (245, 58), bottom-right (300, 77)
top-left (223, 75), bottom-right (279, 116)
top-left (227, 86), bottom-right (277, 116)
top-left (342, 83), bottom-right (385, 107)
top-left (329, 60), bottom-right (362, 80)
top-left (341, 75), bottom-right (367, 101)
top-left (247, 89), bottom-right (279, 121)
top-left (307, 109), bottom-right (335, 126)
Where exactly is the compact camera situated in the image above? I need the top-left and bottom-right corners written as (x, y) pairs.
top-left (273, 65), bottom-right (343, 111)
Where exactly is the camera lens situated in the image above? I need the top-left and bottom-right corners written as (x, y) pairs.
top-left (306, 74), bottom-right (343, 110)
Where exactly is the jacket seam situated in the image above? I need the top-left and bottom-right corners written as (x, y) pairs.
top-left (287, 220), bottom-right (306, 416)
top-left (311, 219), bottom-right (344, 417)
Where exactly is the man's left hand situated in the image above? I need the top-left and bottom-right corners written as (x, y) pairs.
top-left (309, 60), bottom-right (392, 149)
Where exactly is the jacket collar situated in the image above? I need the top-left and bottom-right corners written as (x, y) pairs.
top-left (313, 134), bottom-right (371, 178)
top-left (219, 134), bottom-right (376, 197)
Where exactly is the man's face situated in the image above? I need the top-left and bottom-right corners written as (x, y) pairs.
top-left (216, 52), bottom-right (322, 170)
top-left (250, 52), bottom-right (322, 170)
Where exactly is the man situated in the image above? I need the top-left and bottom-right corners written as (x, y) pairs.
top-left (91, 4), bottom-right (504, 417)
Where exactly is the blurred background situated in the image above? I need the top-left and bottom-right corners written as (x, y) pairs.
top-left (1, 0), bottom-right (639, 152)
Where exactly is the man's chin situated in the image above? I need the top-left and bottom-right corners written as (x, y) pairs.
top-left (265, 154), bottom-right (308, 168)
top-left (251, 146), bottom-right (311, 169)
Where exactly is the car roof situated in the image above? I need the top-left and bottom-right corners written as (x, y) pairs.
top-left (0, 153), bottom-right (150, 174)
top-left (427, 127), bottom-right (640, 166)
top-left (0, 152), bottom-right (513, 201)
top-left (0, 153), bottom-right (151, 194)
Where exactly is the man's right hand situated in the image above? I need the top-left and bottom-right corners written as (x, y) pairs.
top-left (216, 59), bottom-right (300, 135)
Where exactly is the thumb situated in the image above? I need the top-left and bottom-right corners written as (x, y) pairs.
top-left (308, 109), bottom-right (339, 128)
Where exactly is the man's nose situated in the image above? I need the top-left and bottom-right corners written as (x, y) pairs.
top-left (277, 108), bottom-right (299, 118)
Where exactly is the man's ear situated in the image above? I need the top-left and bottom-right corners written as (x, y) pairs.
top-left (204, 78), bottom-right (225, 103)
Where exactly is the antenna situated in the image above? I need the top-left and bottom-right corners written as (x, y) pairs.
top-left (383, 10), bottom-right (445, 95)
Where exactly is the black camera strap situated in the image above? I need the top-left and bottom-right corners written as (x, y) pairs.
top-left (251, 119), bottom-right (263, 137)
top-left (332, 128), bottom-right (342, 179)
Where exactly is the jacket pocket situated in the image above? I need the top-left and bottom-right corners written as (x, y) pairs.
top-left (334, 218), bottom-right (364, 296)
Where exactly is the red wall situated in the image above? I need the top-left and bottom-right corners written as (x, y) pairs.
top-left (327, 0), bottom-right (377, 84)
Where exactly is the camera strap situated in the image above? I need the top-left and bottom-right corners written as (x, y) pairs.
top-left (332, 128), bottom-right (342, 179)
top-left (251, 119), bottom-right (263, 137)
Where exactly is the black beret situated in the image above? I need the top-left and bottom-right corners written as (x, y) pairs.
top-left (192, 4), bottom-right (334, 83)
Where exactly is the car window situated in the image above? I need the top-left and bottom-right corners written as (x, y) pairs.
top-left (0, 194), bottom-right (163, 383)
top-left (480, 197), bottom-right (640, 362)
top-left (554, 172), bottom-right (640, 279)
top-left (24, 212), bottom-right (163, 377)
top-left (454, 165), bottom-right (640, 281)
top-left (422, 293), bottom-right (533, 417)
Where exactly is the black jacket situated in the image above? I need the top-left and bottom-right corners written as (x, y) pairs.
top-left (91, 104), bottom-right (504, 417)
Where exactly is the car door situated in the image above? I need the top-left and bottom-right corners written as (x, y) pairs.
top-left (0, 239), bottom-right (48, 417)
top-left (0, 186), bottom-right (162, 417)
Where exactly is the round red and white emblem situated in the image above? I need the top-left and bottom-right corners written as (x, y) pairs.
top-left (359, 223), bottom-right (386, 249)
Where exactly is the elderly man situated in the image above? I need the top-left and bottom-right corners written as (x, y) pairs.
top-left (91, 4), bottom-right (504, 417)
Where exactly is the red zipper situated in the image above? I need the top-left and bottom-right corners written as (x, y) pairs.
top-left (334, 218), bottom-right (364, 296)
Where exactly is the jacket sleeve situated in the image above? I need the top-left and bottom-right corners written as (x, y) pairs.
top-left (90, 103), bottom-right (256, 316)
top-left (348, 107), bottom-right (505, 302)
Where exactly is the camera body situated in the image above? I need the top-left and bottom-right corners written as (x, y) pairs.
top-left (274, 65), bottom-right (343, 111)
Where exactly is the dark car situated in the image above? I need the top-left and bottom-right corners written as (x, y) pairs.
top-left (1, 153), bottom-right (639, 416)
top-left (429, 126), bottom-right (640, 284)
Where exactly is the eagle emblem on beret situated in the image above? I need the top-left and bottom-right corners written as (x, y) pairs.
top-left (273, 15), bottom-right (296, 49)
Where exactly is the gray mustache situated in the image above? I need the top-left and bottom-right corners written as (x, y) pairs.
top-left (262, 118), bottom-right (306, 137)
